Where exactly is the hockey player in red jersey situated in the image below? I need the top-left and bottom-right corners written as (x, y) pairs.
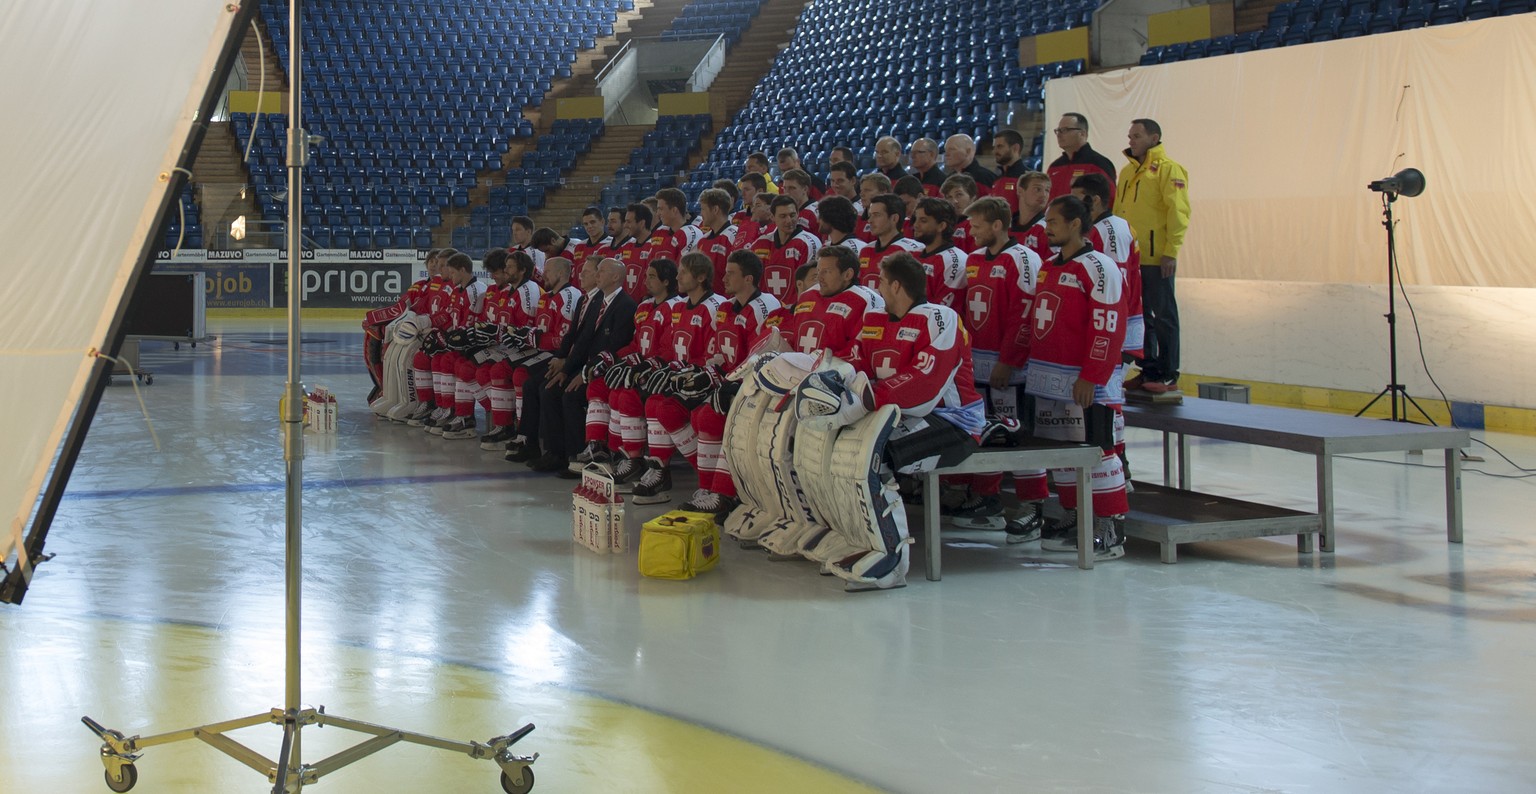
top-left (476, 250), bottom-right (544, 449)
top-left (787, 245), bottom-right (885, 359)
top-left (509, 216), bottom-right (546, 279)
top-left (668, 251), bottom-right (784, 515)
top-left (572, 206), bottom-right (615, 262)
top-left (1012, 171), bottom-right (1055, 262)
top-left (503, 257), bottom-right (584, 462)
top-left (363, 247), bottom-right (440, 405)
top-left (855, 194), bottom-right (924, 291)
top-left (694, 187), bottom-right (739, 288)
top-left (733, 172), bottom-right (768, 244)
top-left (1017, 195), bottom-right (1130, 560)
top-left (613, 204), bottom-right (651, 299)
top-left (626, 253), bottom-right (737, 504)
top-left (949, 196), bottom-right (1043, 530)
top-left (989, 129), bottom-right (1030, 215)
top-left (750, 195), bottom-right (821, 305)
top-left (413, 253), bottom-right (487, 437)
top-left (574, 258), bottom-right (684, 467)
top-left (815, 195), bottom-right (868, 259)
top-left (404, 252), bottom-right (476, 426)
top-left (1072, 172), bottom-right (1144, 478)
top-left (942, 174), bottom-right (979, 253)
top-left (793, 252), bottom-right (986, 590)
top-left (780, 169), bottom-right (821, 237)
top-left (1071, 173), bottom-right (1143, 362)
top-left (653, 188), bottom-right (705, 263)
top-left (911, 197), bottom-right (968, 311)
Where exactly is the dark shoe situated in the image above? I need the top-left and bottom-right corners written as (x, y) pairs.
top-left (504, 440), bottom-right (537, 463)
top-left (611, 455), bottom-right (644, 493)
top-left (1039, 509), bottom-right (1078, 551)
top-left (529, 453), bottom-right (566, 473)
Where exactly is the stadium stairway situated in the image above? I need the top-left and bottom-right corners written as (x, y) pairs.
top-left (451, 0), bottom-right (689, 238)
top-left (186, 20), bottom-right (289, 249)
top-left (532, 0), bottom-right (809, 229)
top-left (533, 124), bottom-right (651, 227)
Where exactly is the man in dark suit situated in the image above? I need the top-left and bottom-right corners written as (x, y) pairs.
top-left (531, 257), bottom-right (636, 474)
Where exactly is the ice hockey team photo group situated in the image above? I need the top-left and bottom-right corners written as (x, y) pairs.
top-left (362, 116), bottom-right (1190, 592)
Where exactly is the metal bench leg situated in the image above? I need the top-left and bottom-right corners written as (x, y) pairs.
top-left (1177, 433), bottom-right (1191, 491)
top-left (1077, 465), bottom-right (1094, 570)
top-left (1446, 447), bottom-right (1463, 543)
top-left (1298, 532), bottom-right (1315, 554)
top-left (925, 470), bottom-right (942, 580)
top-left (1162, 431), bottom-right (1173, 487)
top-left (1317, 453), bottom-right (1336, 552)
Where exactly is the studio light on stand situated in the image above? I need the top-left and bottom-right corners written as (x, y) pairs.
top-left (1355, 167), bottom-right (1433, 424)
top-left (80, 2), bottom-right (538, 791)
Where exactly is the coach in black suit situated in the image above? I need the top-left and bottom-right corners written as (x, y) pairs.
top-left (532, 257), bottom-right (636, 474)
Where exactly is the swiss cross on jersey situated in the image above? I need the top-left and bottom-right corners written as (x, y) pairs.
top-left (962, 242), bottom-right (1042, 367)
top-left (856, 237), bottom-right (924, 291)
top-left (751, 230), bottom-right (820, 304)
top-left (533, 285), bottom-right (581, 352)
top-left (1023, 250), bottom-right (1126, 401)
top-left (852, 303), bottom-right (981, 416)
top-left (626, 297), bottom-right (672, 359)
top-left (792, 285), bottom-right (883, 358)
top-left (711, 292), bottom-right (782, 370)
top-left (664, 293), bottom-right (725, 365)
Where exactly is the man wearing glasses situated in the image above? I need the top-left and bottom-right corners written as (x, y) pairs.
top-left (1047, 113), bottom-right (1117, 202)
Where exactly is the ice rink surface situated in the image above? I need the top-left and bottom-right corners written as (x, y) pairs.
top-left (3, 318), bottom-right (1535, 793)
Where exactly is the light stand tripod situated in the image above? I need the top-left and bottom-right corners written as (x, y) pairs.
top-left (1355, 187), bottom-right (1435, 424)
top-left (81, 3), bottom-right (537, 791)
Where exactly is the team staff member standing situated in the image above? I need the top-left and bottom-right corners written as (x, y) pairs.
top-left (1047, 113), bottom-right (1117, 201)
top-left (1115, 118), bottom-right (1189, 393)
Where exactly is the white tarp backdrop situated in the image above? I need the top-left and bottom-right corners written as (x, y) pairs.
top-left (0, 2), bottom-right (239, 570)
top-left (1045, 16), bottom-right (1536, 408)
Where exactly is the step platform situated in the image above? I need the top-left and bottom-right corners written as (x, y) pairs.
top-left (1123, 481), bottom-right (1321, 563)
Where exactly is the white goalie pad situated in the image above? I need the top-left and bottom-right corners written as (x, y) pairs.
top-left (720, 352), bottom-right (821, 547)
top-left (720, 381), bottom-right (776, 540)
top-left (372, 312), bottom-right (424, 418)
top-left (795, 405), bottom-right (912, 585)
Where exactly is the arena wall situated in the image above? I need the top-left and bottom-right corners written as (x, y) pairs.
top-left (1047, 15), bottom-right (1536, 411)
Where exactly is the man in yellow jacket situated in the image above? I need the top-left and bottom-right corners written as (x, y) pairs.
top-left (1115, 119), bottom-right (1190, 393)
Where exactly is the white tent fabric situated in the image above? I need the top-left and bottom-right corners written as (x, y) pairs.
top-left (0, 2), bottom-right (239, 568)
top-left (1044, 15), bottom-right (1536, 289)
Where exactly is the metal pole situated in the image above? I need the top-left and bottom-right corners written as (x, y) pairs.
top-left (1383, 195), bottom-right (1401, 422)
top-left (282, 0), bottom-right (306, 783)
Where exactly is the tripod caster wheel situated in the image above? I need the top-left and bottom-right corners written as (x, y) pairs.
top-left (499, 766), bottom-right (534, 794)
top-left (105, 763), bottom-right (138, 792)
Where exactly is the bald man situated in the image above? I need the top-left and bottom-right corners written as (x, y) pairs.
top-left (942, 134), bottom-right (997, 196)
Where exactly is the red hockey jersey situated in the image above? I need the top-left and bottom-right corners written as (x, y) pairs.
top-left (1011, 212), bottom-right (1053, 263)
top-left (851, 303), bottom-right (983, 420)
top-left (709, 291), bottom-right (784, 371)
top-left (1022, 248), bottom-right (1127, 402)
top-left (962, 242), bottom-right (1042, 368)
top-left (750, 229), bottom-right (821, 305)
top-left (856, 235), bottom-right (924, 291)
top-left (697, 224), bottom-right (739, 289)
top-left (788, 284), bottom-right (885, 359)
top-left (618, 294), bottom-right (683, 360)
top-left (918, 243), bottom-right (968, 311)
top-left (1089, 214), bottom-right (1144, 357)
top-left (533, 284), bottom-right (583, 352)
top-left (664, 292), bottom-right (728, 366)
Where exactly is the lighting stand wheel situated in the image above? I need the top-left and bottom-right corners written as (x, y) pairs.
top-left (104, 763), bottom-right (138, 792)
top-left (499, 766), bottom-right (535, 794)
